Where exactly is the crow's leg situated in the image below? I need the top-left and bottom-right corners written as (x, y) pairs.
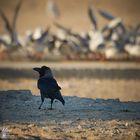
top-left (38, 97), bottom-right (44, 109)
top-left (50, 99), bottom-right (54, 110)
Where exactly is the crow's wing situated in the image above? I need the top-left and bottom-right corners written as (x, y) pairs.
top-left (38, 77), bottom-right (61, 93)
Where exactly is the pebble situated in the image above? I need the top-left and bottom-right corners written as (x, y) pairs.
top-left (125, 122), bottom-right (129, 127)
top-left (28, 124), bottom-right (35, 127)
top-left (78, 125), bottom-right (82, 129)
top-left (60, 121), bottom-right (73, 125)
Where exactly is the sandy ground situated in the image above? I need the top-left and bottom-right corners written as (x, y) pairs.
top-left (0, 90), bottom-right (140, 140)
top-left (0, 62), bottom-right (140, 139)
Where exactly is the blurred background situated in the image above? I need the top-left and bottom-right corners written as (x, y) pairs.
top-left (0, 0), bottom-right (140, 61)
top-left (0, 0), bottom-right (140, 101)
top-left (0, 0), bottom-right (140, 33)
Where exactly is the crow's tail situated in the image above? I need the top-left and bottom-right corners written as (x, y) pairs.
top-left (56, 91), bottom-right (65, 105)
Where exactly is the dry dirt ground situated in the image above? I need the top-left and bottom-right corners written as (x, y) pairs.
top-left (0, 90), bottom-right (140, 140)
top-left (0, 62), bottom-right (140, 139)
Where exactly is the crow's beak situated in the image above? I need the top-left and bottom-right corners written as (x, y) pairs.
top-left (33, 67), bottom-right (41, 72)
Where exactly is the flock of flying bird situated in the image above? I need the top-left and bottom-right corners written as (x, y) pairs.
top-left (0, 0), bottom-right (140, 61)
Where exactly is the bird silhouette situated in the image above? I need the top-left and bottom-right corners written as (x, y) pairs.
top-left (33, 66), bottom-right (65, 109)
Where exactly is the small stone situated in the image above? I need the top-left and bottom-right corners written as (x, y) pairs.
top-left (28, 124), bottom-right (35, 128)
top-left (89, 104), bottom-right (92, 107)
top-left (60, 121), bottom-right (73, 125)
top-left (76, 118), bottom-right (81, 121)
top-left (78, 125), bottom-right (82, 129)
top-left (42, 126), bottom-right (49, 130)
top-left (125, 122), bottom-right (129, 127)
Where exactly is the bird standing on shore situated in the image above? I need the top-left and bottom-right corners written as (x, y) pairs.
top-left (33, 66), bottom-right (65, 109)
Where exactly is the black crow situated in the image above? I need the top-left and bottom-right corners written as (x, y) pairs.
top-left (33, 66), bottom-right (65, 109)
